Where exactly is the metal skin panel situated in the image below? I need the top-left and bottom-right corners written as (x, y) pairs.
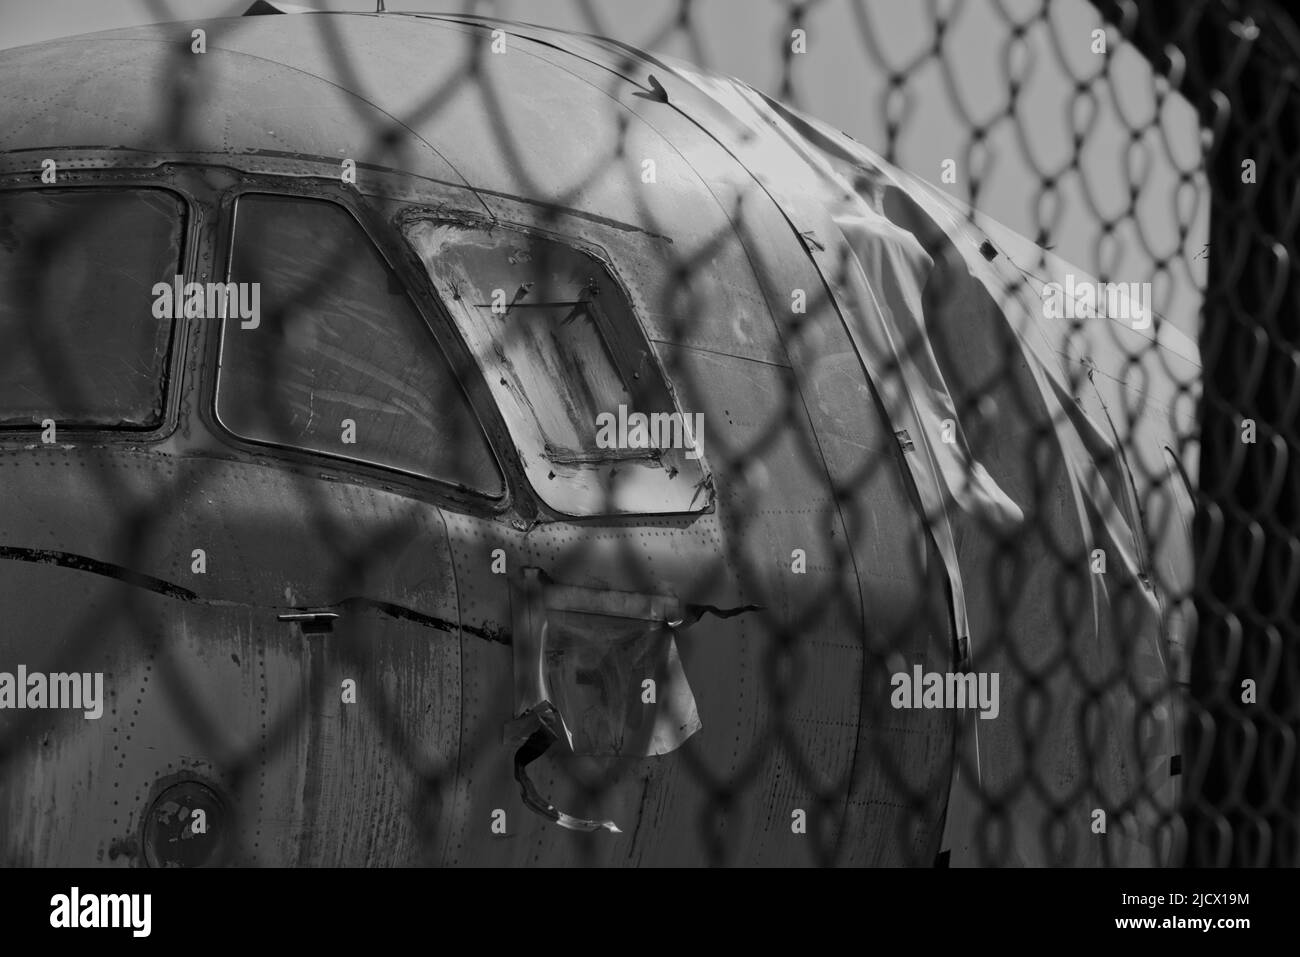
top-left (0, 448), bottom-right (464, 866)
top-left (871, 183), bottom-right (1178, 866)
top-left (0, 30), bottom-right (470, 190)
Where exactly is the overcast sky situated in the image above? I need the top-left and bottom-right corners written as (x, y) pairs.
top-left (0, 0), bottom-right (1206, 332)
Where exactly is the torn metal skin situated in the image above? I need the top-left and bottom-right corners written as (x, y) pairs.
top-left (506, 567), bottom-right (702, 831)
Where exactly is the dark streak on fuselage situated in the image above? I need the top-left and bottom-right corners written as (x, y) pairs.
top-left (0, 545), bottom-right (508, 644)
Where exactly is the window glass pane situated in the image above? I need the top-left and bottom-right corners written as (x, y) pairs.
top-left (217, 195), bottom-right (502, 496)
top-left (0, 189), bottom-right (183, 428)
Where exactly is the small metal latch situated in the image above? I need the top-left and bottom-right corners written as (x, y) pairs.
top-left (895, 429), bottom-right (916, 454)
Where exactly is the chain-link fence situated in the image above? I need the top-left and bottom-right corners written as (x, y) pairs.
top-left (0, 0), bottom-right (1293, 868)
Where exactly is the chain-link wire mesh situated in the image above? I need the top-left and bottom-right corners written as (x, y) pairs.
top-left (0, 0), bottom-right (1293, 868)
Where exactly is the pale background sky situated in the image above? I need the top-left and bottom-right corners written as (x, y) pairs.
top-left (0, 0), bottom-right (1206, 333)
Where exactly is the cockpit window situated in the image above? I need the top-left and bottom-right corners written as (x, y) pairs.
top-left (405, 220), bottom-right (711, 516)
top-left (215, 195), bottom-right (503, 497)
top-left (0, 188), bottom-right (184, 429)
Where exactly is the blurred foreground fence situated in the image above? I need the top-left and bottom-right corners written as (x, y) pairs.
top-left (1, 0), bottom-right (1298, 867)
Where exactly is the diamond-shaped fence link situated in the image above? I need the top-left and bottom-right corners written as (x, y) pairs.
top-left (0, 0), bottom-right (1294, 867)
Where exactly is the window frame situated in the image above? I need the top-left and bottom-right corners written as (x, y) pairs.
top-left (400, 213), bottom-right (714, 518)
top-left (0, 180), bottom-right (196, 442)
top-left (208, 186), bottom-right (512, 507)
